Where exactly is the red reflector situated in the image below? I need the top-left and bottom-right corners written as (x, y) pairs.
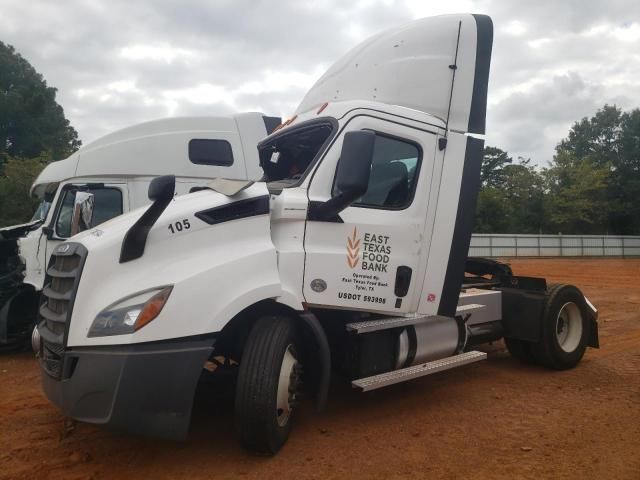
top-left (317, 102), bottom-right (329, 114)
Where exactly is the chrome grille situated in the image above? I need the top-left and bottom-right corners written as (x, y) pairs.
top-left (38, 243), bottom-right (87, 379)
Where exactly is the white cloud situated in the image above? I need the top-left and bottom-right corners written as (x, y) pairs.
top-left (503, 20), bottom-right (527, 36)
top-left (1, 0), bottom-right (639, 166)
top-left (120, 45), bottom-right (197, 63)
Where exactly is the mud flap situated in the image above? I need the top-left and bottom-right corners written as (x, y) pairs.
top-left (499, 288), bottom-right (546, 343)
top-left (500, 286), bottom-right (600, 349)
top-left (585, 298), bottom-right (599, 348)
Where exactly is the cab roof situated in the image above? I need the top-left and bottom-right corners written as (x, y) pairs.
top-left (296, 14), bottom-right (492, 135)
top-left (31, 113), bottom-right (270, 196)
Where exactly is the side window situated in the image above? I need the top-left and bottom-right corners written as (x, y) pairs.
top-left (189, 139), bottom-right (234, 166)
top-left (335, 134), bottom-right (421, 209)
top-left (54, 190), bottom-right (76, 238)
top-left (55, 187), bottom-right (123, 238)
top-left (91, 188), bottom-right (124, 225)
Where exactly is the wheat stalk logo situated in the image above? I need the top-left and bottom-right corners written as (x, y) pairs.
top-left (346, 227), bottom-right (361, 268)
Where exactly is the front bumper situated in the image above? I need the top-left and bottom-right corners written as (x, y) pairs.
top-left (41, 336), bottom-right (214, 440)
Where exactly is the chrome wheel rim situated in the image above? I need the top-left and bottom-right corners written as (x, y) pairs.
top-left (276, 345), bottom-right (299, 427)
top-left (31, 325), bottom-right (40, 354)
top-left (556, 302), bottom-right (582, 353)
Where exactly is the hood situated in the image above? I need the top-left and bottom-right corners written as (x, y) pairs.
top-left (0, 220), bottom-right (42, 240)
top-left (72, 182), bottom-right (271, 255)
top-left (296, 14), bottom-right (492, 135)
top-left (62, 181), bottom-right (277, 346)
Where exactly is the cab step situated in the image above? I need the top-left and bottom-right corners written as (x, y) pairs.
top-left (456, 303), bottom-right (486, 316)
top-left (346, 315), bottom-right (429, 334)
top-left (346, 303), bottom-right (487, 334)
top-left (352, 350), bottom-right (487, 391)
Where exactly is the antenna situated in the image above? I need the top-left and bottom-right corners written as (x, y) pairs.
top-left (441, 20), bottom-right (462, 150)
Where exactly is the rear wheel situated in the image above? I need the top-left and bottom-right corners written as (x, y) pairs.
top-left (531, 284), bottom-right (589, 370)
top-left (504, 337), bottom-right (535, 364)
top-left (235, 316), bottom-right (302, 454)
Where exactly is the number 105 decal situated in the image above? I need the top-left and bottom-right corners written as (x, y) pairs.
top-left (168, 219), bottom-right (191, 234)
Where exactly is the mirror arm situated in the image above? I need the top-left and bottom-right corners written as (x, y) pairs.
top-left (119, 196), bottom-right (172, 263)
top-left (307, 192), bottom-right (361, 223)
top-left (120, 175), bottom-right (176, 263)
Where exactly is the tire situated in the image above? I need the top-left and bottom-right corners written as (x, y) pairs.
top-left (235, 315), bottom-right (302, 454)
top-left (504, 337), bottom-right (535, 364)
top-left (530, 284), bottom-right (589, 370)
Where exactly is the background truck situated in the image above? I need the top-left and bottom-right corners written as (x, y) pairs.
top-left (1, 113), bottom-right (279, 350)
top-left (37, 14), bottom-right (598, 454)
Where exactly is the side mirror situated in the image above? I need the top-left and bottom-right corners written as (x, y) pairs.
top-left (335, 130), bottom-right (375, 201)
top-left (70, 191), bottom-right (95, 236)
top-left (148, 175), bottom-right (176, 202)
top-left (309, 130), bottom-right (375, 221)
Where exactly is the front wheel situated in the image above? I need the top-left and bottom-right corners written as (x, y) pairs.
top-left (235, 316), bottom-right (302, 454)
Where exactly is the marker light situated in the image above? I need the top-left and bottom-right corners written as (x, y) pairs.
top-left (88, 286), bottom-right (173, 337)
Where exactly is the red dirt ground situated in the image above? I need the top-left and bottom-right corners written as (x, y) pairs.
top-left (1, 258), bottom-right (639, 479)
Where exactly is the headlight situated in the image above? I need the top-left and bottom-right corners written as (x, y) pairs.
top-left (88, 286), bottom-right (173, 337)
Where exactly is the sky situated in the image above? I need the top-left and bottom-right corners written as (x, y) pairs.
top-left (1, 0), bottom-right (639, 165)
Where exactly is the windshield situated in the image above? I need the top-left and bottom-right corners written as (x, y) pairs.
top-left (55, 187), bottom-right (123, 238)
top-left (30, 200), bottom-right (51, 222)
top-left (259, 122), bottom-right (334, 189)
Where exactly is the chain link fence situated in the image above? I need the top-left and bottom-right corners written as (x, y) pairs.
top-left (469, 234), bottom-right (640, 257)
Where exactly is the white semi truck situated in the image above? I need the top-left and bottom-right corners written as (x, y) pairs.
top-left (0, 113), bottom-right (278, 350)
top-left (38, 14), bottom-right (598, 454)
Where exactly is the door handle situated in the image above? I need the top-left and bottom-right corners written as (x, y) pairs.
top-left (394, 266), bottom-right (413, 297)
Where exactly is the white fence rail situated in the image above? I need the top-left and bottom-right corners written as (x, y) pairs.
top-left (469, 234), bottom-right (640, 257)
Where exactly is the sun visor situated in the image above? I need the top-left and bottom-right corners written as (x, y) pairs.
top-left (296, 14), bottom-right (492, 135)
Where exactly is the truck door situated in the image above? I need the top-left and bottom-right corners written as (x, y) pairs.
top-left (303, 116), bottom-right (441, 314)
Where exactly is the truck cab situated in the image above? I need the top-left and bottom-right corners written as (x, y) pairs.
top-left (38, 14), bottom-right (598, 454)
top-left (1, 113), bottom-right (278, 349)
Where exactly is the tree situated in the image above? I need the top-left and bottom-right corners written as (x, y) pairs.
top-left (475, 187), bottom-right (510, 233)
top-left (613, 108), bottom-right (640, 234)
top-left (500, 159), bottom-right (544, 233)
top-left (0, 42), bottom-right (80, 165)
top-left (0, 42), bottom-right (81, 227)
top-left (557, 104), bottom-right (622, 166)
top-left (480, 146), bottom-right (512, 188)
top-left (475, 147), bottom-right (543, 234)
top-left (554, 104), bottom-right (640, 234)
top-left (0, 156), bottom-right (46, 226)
top-left (543, 152), bottom-right (610, 234)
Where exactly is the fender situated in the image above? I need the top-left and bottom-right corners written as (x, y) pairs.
top-left (300, 312), bottom-right (331, 413)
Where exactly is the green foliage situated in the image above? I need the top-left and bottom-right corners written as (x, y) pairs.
top-left (480, 146), bottom-right (512, 188)
top-left (542, 152), bottom-right (610, 234)
top-left (475, 152), bottom-right (544, 233)
top-left (475, 187), bottom-right (510, 233)
top-left (553, 104), bottom-right (640, 234)
top-left (0, 41), bottom-right (80, 165)
top-left (476, 104), bottom-right (640, 235)
top-left (0, 42), bottom-right (81, 227)
top-left (0, 156), bottom-right (47, 226)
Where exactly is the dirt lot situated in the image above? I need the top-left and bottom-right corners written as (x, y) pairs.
top-left (1, 258), bottom-right (639, 480)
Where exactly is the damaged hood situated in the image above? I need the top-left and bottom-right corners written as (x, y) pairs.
top-left (0, 220), bottom-right (43, 240)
